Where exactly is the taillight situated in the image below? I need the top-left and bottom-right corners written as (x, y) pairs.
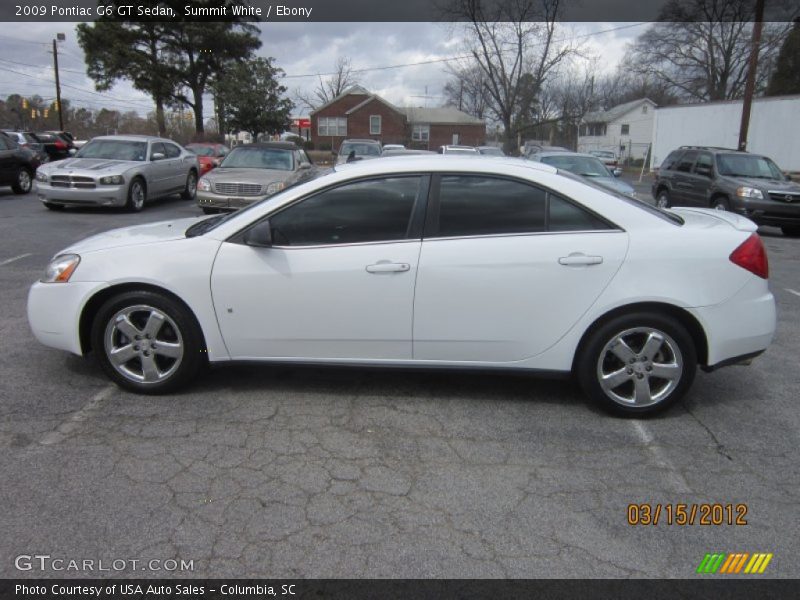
top-left (54, 139), bottom-right (66, 150)
top-left (729, 233), bottom-right (768, 279)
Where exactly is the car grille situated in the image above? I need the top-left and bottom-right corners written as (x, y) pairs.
top-left (767, 191), bottom-right (800, 203)
top-left (50, 175), bottom-right (96, 189)
top-left (214, 182), bottom-right (263, 196)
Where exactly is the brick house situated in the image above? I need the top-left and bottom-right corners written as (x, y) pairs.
top-left (310, 85), bottom-right (486, 151)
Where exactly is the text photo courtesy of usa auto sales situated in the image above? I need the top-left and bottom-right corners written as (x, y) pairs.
top-left (0, 0), bottom-right (799, 599)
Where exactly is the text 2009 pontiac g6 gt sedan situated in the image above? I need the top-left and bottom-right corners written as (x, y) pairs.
top-left (27, 157), bottom-right (776, 416)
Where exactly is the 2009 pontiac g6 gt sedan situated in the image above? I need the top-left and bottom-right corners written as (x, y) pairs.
top-left (27, 156), bottom-right (776, 416)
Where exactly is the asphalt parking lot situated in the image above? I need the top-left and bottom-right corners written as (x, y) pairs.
top-left (1, 179), bottom-right (798, 579)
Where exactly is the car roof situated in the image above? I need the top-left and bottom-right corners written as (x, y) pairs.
top-left (335, 155), bottom-right (557, 175)
top-left (88, 135), bottom-right (171, 143)
top-left (536, 151), bottom-right (603, 160)
top-left (231, 142), bottom-right (298, 150)
top-left (341, 138), bottom-right (381, 144)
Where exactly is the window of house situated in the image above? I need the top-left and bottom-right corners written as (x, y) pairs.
top-left (369, 115), bottom-right (381, 135)
top-left (412, 124), bottom-right (430, 142)
top-left (642, 105), bottom-right (648, 114)
top-left (621, 124), bottom-right (630, 135)
top-left (318, 117), bottom-right (347, 137)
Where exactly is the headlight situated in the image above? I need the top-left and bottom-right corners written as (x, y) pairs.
top-left (267, 181), bottom-right (286, 195)
top-left (35, 171), bottom-right (48, 183)
top-left (42, 254), bottom-right (80, 283)
top-left (198, 178), bottom-right (211, 191)
top-left (99, 175), bottom-right (124, 185)
top-left (736, 186), bottom-right (763, 199)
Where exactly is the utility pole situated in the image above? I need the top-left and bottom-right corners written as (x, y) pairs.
top-left (738, 0), bottom-right (765, 151)
top-left (52, 33), bottom-right (65, 131)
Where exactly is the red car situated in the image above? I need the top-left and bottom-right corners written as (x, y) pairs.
top-left (185, 143), bottom-right (230, 176)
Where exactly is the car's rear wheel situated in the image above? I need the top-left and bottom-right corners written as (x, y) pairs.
top-left (577, 313), bottom-right (697, 416)
top-left (43, 202), bottom-right (64, 211)
top-left (91, 291), bottom-right (205, 394)
top-left (181, 170), bottom-right (198, 200)
top-left (655, 189), bottom-right (670, 209)
top-left (12, 167), bottom-right (33, 194)
top-left (712, 197), bottom-right (730, 211)
top-left (781, 225), bottom-right (800, 237)
top-left (126, 178), bottom-right (146, 212)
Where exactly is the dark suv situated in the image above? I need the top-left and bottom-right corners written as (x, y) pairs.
top-left (652, 146), bottom-right (800, 237)
top-left (0, 131), bottom-right (37, 194)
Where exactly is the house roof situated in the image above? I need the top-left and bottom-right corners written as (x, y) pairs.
top-left (401, 105), bottom-right (485, 125)
top-left (345, 94), bottom-right (403, 115)
top-left (309, 85), bottom-right (370, 115)
top-left (583, 98), bottom-right (656, 123)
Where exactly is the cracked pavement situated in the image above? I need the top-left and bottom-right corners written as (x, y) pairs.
top-left (1, 186), bottom-right (798, 578)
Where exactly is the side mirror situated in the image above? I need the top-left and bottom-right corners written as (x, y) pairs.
top-left (243, 220), bottom-right (273, 248)
top-left (151, 152), bottom-right (165, 161)
top-left (613, 168), bottom-right (623, 177)
top-left (298, 162), bottom-right (311, 170)
top-left (68, 148), bottom-right (77, 156)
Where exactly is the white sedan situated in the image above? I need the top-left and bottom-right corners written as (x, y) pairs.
top-left (27, 157), bottom-right (776, 416)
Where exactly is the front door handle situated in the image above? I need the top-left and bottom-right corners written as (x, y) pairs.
top-left (366, 262), bottom-right (411, 273)
top-left (558, 254), bottom-right (603, 266)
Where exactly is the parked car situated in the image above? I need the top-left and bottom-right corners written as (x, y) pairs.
top-left (523, 144), bottom-right (570, 159)
top-left (28, 156), bottom-right (776, 416)
top-left (437, 145), bottom-right (479, 155)
top-left (477, 146), bottom-right (505, 156)
top-left (589, 150), bottom-right (618, 168)
top-left (380, 149), bottom-right (436, 157)
top-left (652, 146), bottom-right (800, 237)
top-left (34, 131), bottom-right (75, 161)
top-left (335, 139), bottom-right (382, 165)
top-left (0, 132), bottom-right (38, 194)
top-left (196, 142), bottom-right (318, 214)
top-left (1, 130), bottom-right (48, 164)
top-left (382, 144), bottom-right (406, 152)
top-left (186, 143), bottom-right (230, 176)
top-left (531, 151), bottom-right (635, 197)
top-left (34, 135), bottom-right (199, 212)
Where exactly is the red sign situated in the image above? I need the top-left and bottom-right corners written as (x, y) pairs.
top-left (293, 118), bottom-right (311, 128)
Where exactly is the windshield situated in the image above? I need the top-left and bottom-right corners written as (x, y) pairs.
top-left (187, 145), bottom-right (217, 157)
top-left (340, 142), bottom-right (381, 157)
top-left (220, 147), bottom-right (293, 170)
top-left (75, 140), bottom-right (147, 161)
top-left (716, 154), bottom-right (784, 179)
top-left (542, 155), bottom-right (611, 178)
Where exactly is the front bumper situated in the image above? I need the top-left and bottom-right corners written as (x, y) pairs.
top-left (28, 280), bottom-right (109, 356)
top-left (730, 196), bottom-right (800, 226)
top-left (196, 191), bottom-right (266, 211)
top-left (37, 182), bottom-right (128, 207)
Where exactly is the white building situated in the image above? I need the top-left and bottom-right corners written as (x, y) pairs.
top-left (651, 94), bottom-right (800, 172)
top-left (577, 98), bottom-right (657, 161)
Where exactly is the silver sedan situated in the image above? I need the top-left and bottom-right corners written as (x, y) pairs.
top-left (35, 135), bottom-right (200, 212)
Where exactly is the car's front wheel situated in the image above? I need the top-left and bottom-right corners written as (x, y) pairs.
top-left (577, 313), bottom-right (697, 416)
top-left (126, 178), bottom-right (146, 212)
top-left (655, 189), bottom-right (670, 209)
top-left (781, 225), bottom-right (800, 238)
top-left (181, 170), bottom-right (198, 200)
top-left (12, 167), bottom-right (33, 194)
top-left (712, 197), bottom-right (730, 211)
top-left (91, 291), bottom-right (205, 394)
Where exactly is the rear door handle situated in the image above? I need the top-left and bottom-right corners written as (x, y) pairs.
top-left (558, 254), bottom-right (603, 266)
top-left (366, 262), bottom-right (410, 273)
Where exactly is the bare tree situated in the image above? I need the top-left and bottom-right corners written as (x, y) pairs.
top-left (626, 0), bottom-right (790, 102)
top-left (295, 57), bottom-right (358, 112)
top-left (442, 64), bottom-right (490, 119)
top-left (442, 0), bottom-right (577, 152)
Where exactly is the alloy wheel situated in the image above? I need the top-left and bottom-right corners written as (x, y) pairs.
top-left (596, 327), bottom-right (683, 408)
top-left (18, 170), bottom-right (32, 192)
top-left (103, 304), bottom-right (184, 384)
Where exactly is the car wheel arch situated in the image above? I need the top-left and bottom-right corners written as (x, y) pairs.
top-left (571, 301), bottom-right (709, 372)
top-left (79, 282), bottom-right (207, 356)
top-left (709, 192), bottom-right (730, 208)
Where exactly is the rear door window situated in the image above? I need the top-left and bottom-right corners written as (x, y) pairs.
top-left (675, 150), bottom-right (698, 173)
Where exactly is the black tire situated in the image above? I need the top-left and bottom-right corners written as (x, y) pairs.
top-left (90, 290), bottom-right (205, 394)
top-left (655, 189), bottom-right (670, 209)
top-left (11, 167), bottom-right (33, 194)
top-left (781, 225), bottom-right (800, 238)
top-left (125, 177), bottom-right (146, 212)
top-left (711, 196), bottom-right (730, 211)
top-left (181, 170), bottom-right (198, 200)
top-left (202, 207), bottom-right (220, 215)
top-left (44, 202), bottom-right (65, 211)
top-left (576, 312), bottom-right (697, 417)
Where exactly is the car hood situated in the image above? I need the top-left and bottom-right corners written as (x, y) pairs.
top-left (60, 217), bottom-right (202, 255)
top-left (43, 157), bottom-right (138, 174)
top-left (586, 176), bottom-right (634, 195)
top-left (724, 175), bottom-right (800, 191)
top-left (202, 167), bottom-right (293, 184)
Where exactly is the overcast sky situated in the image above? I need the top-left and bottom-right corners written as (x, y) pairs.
top-left (0, 21), bottom-right (646, 122)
